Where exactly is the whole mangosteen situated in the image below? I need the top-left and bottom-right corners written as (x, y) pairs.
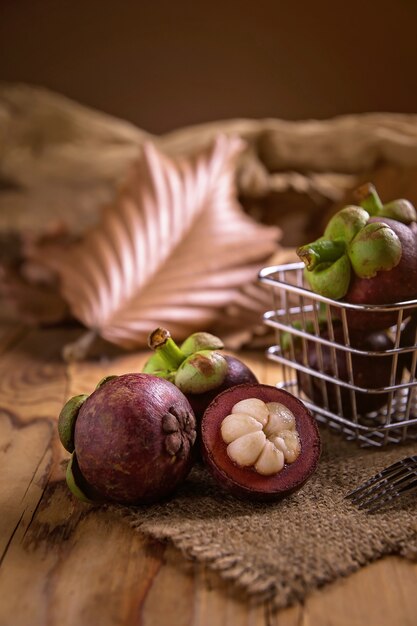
top-left (297, 184), bottom-right (417, 331)
top-left (342, 217), bottom-right (417, 330)
top-left (58, 373), bottom-right (197, 505)
top-left (143, 328), bottom-right (258, 420)
top-left (201, 383), bottom-right (321, 501)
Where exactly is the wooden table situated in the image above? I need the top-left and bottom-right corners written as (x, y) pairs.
top-left (1, 322), bottom-right (417, 626)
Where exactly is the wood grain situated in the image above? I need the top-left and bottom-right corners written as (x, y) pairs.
top-left (1, 325), bottom-right (417, 626)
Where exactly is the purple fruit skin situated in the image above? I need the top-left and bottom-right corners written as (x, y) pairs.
top-left (344, 219), bottom-right (417, 330)
top-left (74, 373), bottom-right (196, 505)
top-left (186, 354), bottom-right (258, 419)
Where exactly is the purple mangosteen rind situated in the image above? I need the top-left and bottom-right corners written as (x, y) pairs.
top-left (201, 383), bottom-right (321, 502)
top-left (73, 373), bottom-right (197, 505)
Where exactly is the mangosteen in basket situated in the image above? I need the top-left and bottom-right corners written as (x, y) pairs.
top-left (292, 323), bottom-right (402, 416)
top-left (201, 383), bottom-right (321, 501)
top-left (58, 373), bottom-right (197, 505)
top-left (143, 328), bottom-right (258, 420)
top-left (297, 184), bottom-right (417, 331)
top-left (342, 216), bottom-right (417, 330)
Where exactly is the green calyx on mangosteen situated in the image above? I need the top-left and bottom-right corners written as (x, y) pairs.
top-left (58, 373), bottom-right (197, 505)
top-left (143, 327), bottom-right (258, 418)
top-left (58, 394), bottom-right (89, 453)
top-left (65, 452), bottom-right (104, 504)
top-left (343, 216), bottom-right (417, 329)
top-left (201, 383), bottom-right (321, 502)
top-left (144, 328), bottom-right (227, 392)
top-left (66, 454), bottom-right (92, 503)
top-left (354, 182), bottom-right (417, 224)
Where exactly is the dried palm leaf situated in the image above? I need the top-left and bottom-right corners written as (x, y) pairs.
top-left (38, 136), bottom-right (280, 358)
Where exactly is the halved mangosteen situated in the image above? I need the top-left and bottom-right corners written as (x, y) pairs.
top-left (201, 383), bottom-right (321, 502)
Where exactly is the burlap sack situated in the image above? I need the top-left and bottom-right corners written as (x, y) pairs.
top-left (122, 428), bottom-right (417, 610)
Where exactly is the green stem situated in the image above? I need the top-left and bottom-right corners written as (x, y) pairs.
top-left (148, 328), bottom-right (187, 369)
top-left (354, 182), bottom-right (383, 216)
top-left (297, 239), bottom-right (346, 270)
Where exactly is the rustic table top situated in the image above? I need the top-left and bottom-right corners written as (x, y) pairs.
top-left (1, 321), bottom-right (417, 626)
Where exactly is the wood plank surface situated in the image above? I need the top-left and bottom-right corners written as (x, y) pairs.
top-left (1, 324), bottom-right (417, 626)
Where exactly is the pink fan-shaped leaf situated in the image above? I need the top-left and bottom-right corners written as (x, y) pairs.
top-left (42, 135), bottom-right (280, 348)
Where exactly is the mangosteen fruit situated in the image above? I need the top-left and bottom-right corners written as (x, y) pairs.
top-left (293, 324), bottom-right (402, 416)
top-left (143, 327), bottom-right (258, 419)
top-left (342, 217), bottom-right (417, 329)
top-left (185, 354), bottom-right (258, 418)
top-left (297, 184), bottom-right (417, 331)
top-left (58, 373), bottom-right (197, 505)
top-left (201, 383), bottom-right (321, 501)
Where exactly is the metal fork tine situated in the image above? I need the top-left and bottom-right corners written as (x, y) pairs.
top-left (346, 455), bottom-right (417, 513)
top-left (348, 464), bottom-right (414, 505)
top-left (356, 473), bottom-right (417, 510)
top-left (365, 490), bottom-right (403, 514)
top-left (345, 459), bottom-right (413, 499)
top-left (365, 477), bottom-right (417, 513)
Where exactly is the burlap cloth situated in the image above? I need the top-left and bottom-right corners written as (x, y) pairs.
top-left (122, 427), bottom-right (417, 610)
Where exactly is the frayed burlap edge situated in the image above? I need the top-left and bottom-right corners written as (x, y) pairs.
top-left (118, 509), bottom-right (417, 610)
top-left (113, 430), bottom-right (417, 611)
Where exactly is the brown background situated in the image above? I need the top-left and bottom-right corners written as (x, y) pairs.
top-left (0, 0), bottom-right (417, 133)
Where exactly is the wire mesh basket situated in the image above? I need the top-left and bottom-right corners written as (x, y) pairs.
top-left (259, 262), bottom-right (417, 447)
